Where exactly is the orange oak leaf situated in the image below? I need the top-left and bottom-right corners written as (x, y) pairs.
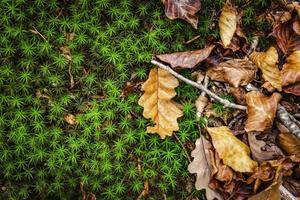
top-left (207, 59), bottom-right (257, 87)
top-left (250, 47), bottom-right (282, 91)
top-left (245, 91), bottom-right (282, 132)
top-left (281, 50), bottom-right (300, 87)
top-left (219, 2), bottom-right (237, 47)
top-left (162, 0), bottom-right (201, 29)
top-left (155, 45), bottom-right (215, 69)
top-left (207, 126), bottom-right (258, 172)
top-left (138, 67), bottom-right (183, 139)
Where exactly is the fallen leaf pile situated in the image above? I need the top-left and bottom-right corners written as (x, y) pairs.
top-left (138, 1), bottom-right (300, 199)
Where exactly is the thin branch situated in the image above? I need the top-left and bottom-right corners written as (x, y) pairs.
top-left (151, 60), bottom-right (247, 111)
top-left (174, 133), bottom-right (191, 163)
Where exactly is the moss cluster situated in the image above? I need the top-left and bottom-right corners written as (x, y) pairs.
top-left (0, 0), bottom-right (271, 199)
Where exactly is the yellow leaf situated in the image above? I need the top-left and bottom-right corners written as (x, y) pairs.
top-left (219, 2), bottom-right (237, 47)
top-left (207, 126), bottom-right (258, 172)
top-left (138, 67), bottom-right (183, 139)
top-left (250, 47), bottom-right (282, 91)
top-left (281, 50), bottom-right (300, 87)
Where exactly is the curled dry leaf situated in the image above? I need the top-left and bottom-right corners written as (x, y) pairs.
top-left (248, 133), bottom-right (284, 163)
top-left (281, 50), bottom-right (300, 87)
top-left (64, 114), bottom-right (76, 125)
top-left (207, 126), bottom-right (258, 172)
top-left (162, 0), bottom-right (201, 29)
top-left (207, 59), bottom-right (257, 87)
top-left (188, 137), bottom-right (223, 200)
top-left (250, 47), bottom-right (282, 91)
top-left (245, 91), bottom-right (282, 132)
top-left (138, 67), bottom-right (183, 139)
top-left (155, 45), bottom-right (215, 69)
top-left (195, 96), bottom-right (208, 116)
top-left (248, 168), bottom-right (281, 200)
top-left (283, 82), bottom-right (300, 96)
top-left (278, 132), bottom-right (300, 156)
top-left (219, 2), bottom-right (237, 47)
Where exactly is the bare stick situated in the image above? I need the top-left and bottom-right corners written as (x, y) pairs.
top-left (29, 27), bottom-right (47, 41)
top-left (174, 133), bottom-right (192, 163)
top-left (151, 60), bottom-right (247, 111)
top-left (185, 35), bottom-right (201, 44)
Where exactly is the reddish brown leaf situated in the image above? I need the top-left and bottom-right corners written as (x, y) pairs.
top-left (278, 132), bottom-right (300, 156)
top-left (245, 91), bottom-right (282, 132)
top-left (207, 59), bottom-right (257, 87)
top-left (283, 82), bottom-right (300, 96)
top-left (272, 19), bottom-right (300, 55)
top-left (155, 45), bottom-right (215, 69)
top-left (229, 87), bottom-right (246, 105)
top-left (162, 0), bottom-right (201, 29)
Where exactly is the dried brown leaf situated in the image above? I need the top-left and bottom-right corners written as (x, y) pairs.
top-left (207, 59), bottom-right (257, 87)
top-left (162, 0), bottom-right (201, 29)
top-left (250, 47), bottom-right (282, 91)
top-left (195, 96), bottom-right (208, 116)
top-left (188, 137), bottom-right (223, 200)
top-left (155, 45), bottom-right (215, 69)
top-left (278, 132), bottom-right (300, 156)
top-left (245, 91), bottom-right (282, 132)
top-left (138, 67), bottom-right (183, 139)
top-left (248, 133), bottom-right (284, 163)
top-left (283, 82), bottom-right (300, 96)
top-left (229, 87), bottom-right (246, 105)
top-left (64, 114), bottom-right (76, 125)
top-left (281, 50), bottom-right (300, 87)
top-left (219, 3), bottom-right (237, 47)
top-left (207, 126), bottom-right (258, 172)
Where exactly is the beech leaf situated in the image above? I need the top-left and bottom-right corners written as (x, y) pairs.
top-left (281, 50), bottom-right (300, 87)
top-left (245, 91), bottom-right (281, 132)
top-left (207, 59), bottom-right (257, 87)
top-left (219, 2), bottom-right (237, 47)
top-left (188, 137), bottom-right (223, 200)
top-left (248, 133), bottom-right (284, 163)
top-left (162, 0), bottom-right (201, 29)
top-left (155, 45), bottom-right (215, 69)
top-left (207, 126), bottom-right (258, 172)
top-left (250, 47), bottom-right (282, 91)
top-left (138, 67), bottom-right (183, 139)
top-left (278, 132), bottom-right (300, 156)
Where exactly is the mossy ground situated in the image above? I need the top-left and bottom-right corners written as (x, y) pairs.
top-left (0, 0), bottom-right (272, 199)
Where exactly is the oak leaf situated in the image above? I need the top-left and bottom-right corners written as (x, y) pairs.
top-left (207, 126), bottom-right (258, 172)
top-left (281, 50), bottom-right (300, 87)
top-left (245, 91), bottom-right (282, 132)
top-left (278, 132), bottom-right (300, 156)
top-left (248, 133), bottom-right (284, 163)
top-left (162, 0), bottom-right (201, 29)
top-left (155, 45), bottom-right (215, 69)
top-left (138, 67), bottom-right (183, 139)
top-left (219, 2), bottom-right (237, 47)
top-left (207, 59), bottom-right (257, 87)
top-left (188, 137), bottom-right (223, 200)
top-left (250, 47), bottom-right (282, 91)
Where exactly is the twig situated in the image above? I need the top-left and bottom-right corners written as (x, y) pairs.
top-left (295, 113), bottom-right (300, 119)
top-left (185, 35), bottom-right (201, 44)
top-left (151, 60), bottom-right (247, 111)
top-left (174, 133), bottom-right (191, 163)
top-left (280, 185), bottom-right (297, 200)
top-left (68, 65), bottom-right (75, 89)
top-left (29, 26), bottom-right (47, 41)
top-left (200, 75), bottom-right (209, 97)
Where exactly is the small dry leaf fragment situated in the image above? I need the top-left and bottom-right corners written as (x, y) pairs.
top-left (162, 0), bottom-right (201, 29)
top-left (245, 91), bottom-right (282, 132)
top-left (138, 67), bottom-right (183, 139)
top-left (207, 126), bottom-right (258, 172)
top-left (207, 59), bottom-right (257, 87)
top-left (248, 168), bottom-right (281, 200)
top-left (248, 133), bottom-right (284, 163)
top-left (155, 45), bottom-right (215, 69)
top-left (64, 114), bottom-right (76, 125)
top-left (250, 47), bottom-right (282, 91)
top-left (219, 2), bottom-right (237, 47)
top-left (195, 96), bottom-right (208, 116)
top-left (188, 137), bottom-right (223, 200)
top-left (283, 82), bottom-right (300, 96)
top-left (229, 87), bottom-right (246, 105)
top-left (281, 50), bottom-right (300, 87)
top-left (60, 45), bottom-right (72, 61)
top-left (278, 132), bottom-right (300, 156)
